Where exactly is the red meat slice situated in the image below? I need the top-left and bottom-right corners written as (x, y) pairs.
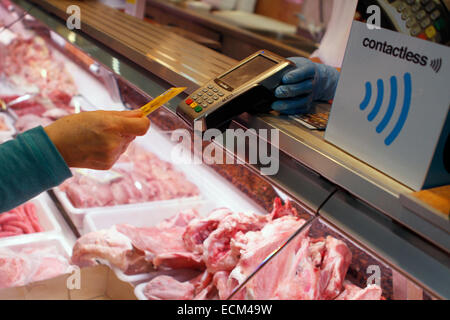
top-left (0, 254), bottom-right (29, 289)
top-left (269, 198), bottom-right (299, 220)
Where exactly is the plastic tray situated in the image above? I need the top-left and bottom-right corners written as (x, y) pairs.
top-left (0, 235), bottom-right (73, 290)
top-left (55, 126), bottom-right (263, 230)
top-left (0, 235), bottom-right (72, 257)
top-left (83, 200), bottom-right (218, 286)
top-left (134, 282), bottom-right (148, 300)
top-left (0, 193), bottom-right (61, 243)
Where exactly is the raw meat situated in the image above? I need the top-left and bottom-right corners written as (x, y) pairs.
top-left (0, 94), bottom-right (74, 133)
top-left (2, 37), bottom-right (78, 97)
top-left (269, 197), bottom-right (300, 220)
top-left (72, 210), bottom-right (202, 274)
top-left (335, 281), bottom-right (382, 300)
top-left (1, 35), bottom-right (78, 134)
top-left (116, 222), bottom-right (204, 270)
top-left (71, 226), bottom-right (151, 275)
top-left (61, 145), bottom-right (200, 208)
top-left (319, 236), bottom-right (352, 299)
top-left (71, 199), bottom-right (383, 300)
top-left (0, 246), bottom-right (70, 289)
top-left (31, 256), bottom-right (70, 283)
top-left (0, 116), bottom-right (9, 131)
top-left (14, 114), bottom-right (52, 133)
top-left (183, 208), bottom-right (234, 254)
top-left (0, 202), bottom-right (43, 238)
top-left (228, 216), bottom-right (308, 300)
top-left (143, 275), bottom-right (195, 300)
top-left (0, 252), bottom-right (29, 289)
top-left (143, 270), bottom-right (215, 300)
top-left (202, 211), bottom-right (267, 273)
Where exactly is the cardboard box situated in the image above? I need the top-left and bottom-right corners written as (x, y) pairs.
top-left (0, 265), bottom-right (137, 300)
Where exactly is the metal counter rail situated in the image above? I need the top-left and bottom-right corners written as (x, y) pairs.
top-left (11, 0), bottom-right (449, 298)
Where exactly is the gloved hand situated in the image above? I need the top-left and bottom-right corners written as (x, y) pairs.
top-left (271, 57), bottom-right (340, 115)
top-left (44, 109), bottom-right (150, 170)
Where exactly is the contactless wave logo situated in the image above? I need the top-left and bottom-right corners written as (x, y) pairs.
top-left (430, 58), bottom-right (442, 73)
top-left (359, 73), bottom-right (412, 146)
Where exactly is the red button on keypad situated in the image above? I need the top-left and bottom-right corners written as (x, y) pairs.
top-left (185, 98), bottom-right (194, 105)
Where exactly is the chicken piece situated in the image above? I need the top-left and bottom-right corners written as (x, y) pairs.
top-left (335, 281), bottom-right (382, 300)
top-left (143, 276), bottom-right (195, 300)
top-left (203, 212), bottom-right (268, 273)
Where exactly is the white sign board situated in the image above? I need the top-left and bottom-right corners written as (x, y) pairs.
top-left (325, 21), bottom-right (450, 190)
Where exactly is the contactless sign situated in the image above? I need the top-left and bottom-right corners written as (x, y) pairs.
top-left (325, 20), bottom-right (450, 190)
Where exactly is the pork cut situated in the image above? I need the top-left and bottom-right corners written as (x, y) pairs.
top-left (202, 211), bottom-right (268, 273)
top-left (143, 275), bottom-right (196, 300)
top-left (335, 281), bottom-right (382, 300)
top-left (71, 226), bottom-right (151, 275)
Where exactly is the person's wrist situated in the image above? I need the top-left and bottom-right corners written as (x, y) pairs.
top-left (44, 124), bottom-right (73, 167)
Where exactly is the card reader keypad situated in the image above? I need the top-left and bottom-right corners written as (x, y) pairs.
top-left (389, 0), bottom-right (448, 43)
top-left (187, 84), bottom-right (225, 113)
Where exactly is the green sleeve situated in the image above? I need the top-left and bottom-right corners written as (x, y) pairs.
top-left (0, 126), bottom-right (72, 212)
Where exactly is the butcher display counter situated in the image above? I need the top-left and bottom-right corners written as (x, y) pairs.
top-left (0, 0), bottom-right (448, 300)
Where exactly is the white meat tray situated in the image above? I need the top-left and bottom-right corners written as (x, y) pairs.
top-left (0, 236), bottom-right (73, 291)
top-left (0, 193), bottom-right (61, 244)
top-left (55, 126), bottom-right (264, 230)
top-left (83, 200), bottom-right (218, 286)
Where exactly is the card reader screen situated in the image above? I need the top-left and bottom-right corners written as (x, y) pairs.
top-left (219, 55), bottom-right (277, 89)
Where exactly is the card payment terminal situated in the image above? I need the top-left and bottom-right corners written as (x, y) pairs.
top-left (177, 50), bottom-right (296, 131)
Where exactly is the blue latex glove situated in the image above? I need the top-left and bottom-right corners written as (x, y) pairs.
top-left (271, 57), bottom-right (340, 115)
